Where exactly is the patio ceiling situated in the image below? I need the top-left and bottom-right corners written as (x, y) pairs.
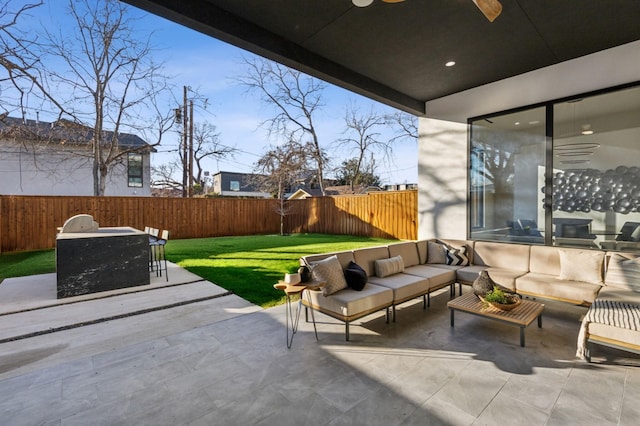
top-left (124, 0), bottom-right (640, 116)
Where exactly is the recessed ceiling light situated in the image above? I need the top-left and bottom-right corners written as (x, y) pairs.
top-left (514, 122), bottom-right (520, 126)
top-left (445, 61), bottom-right (456, 67)
top-left (581, 124), bottom-right (594, 135)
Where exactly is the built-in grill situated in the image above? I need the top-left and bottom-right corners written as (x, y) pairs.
top-left (58, 214), bottom-right (99, 233)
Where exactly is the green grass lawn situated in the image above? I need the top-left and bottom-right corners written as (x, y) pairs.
top-left (166, 233), bottom-right (397, 307)
top-left (0, 249), bottom-right (56, 282)
top-left (0, 234), bottom-right (397, 307)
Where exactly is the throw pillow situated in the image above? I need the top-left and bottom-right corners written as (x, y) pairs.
top-left (605, 254), bottom-right (640, 291)
top-left (311, 255), bottom-right (348, 296)
top-left (558, 249), bottom-right (604, 285)
top-left (344, 261), bottom-right (367, 291)
top-left (426, 241), bottom-right (446, 264)
top-left (375, 255), bottom-right (405, 278)
top-left (445, 245), bottom-right (469, 266)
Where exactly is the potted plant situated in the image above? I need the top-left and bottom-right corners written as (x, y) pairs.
top-left (482, 286), bottom-right (521, 311)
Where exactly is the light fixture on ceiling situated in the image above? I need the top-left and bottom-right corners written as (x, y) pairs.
top-left (352, 0), bottom-right (404, 7)
top-left (472, 0), bottom-right (503, 22)
top-left (445, 61), bottom-right (456, 67)
top-left (554, 142), bottom-right (601, 151)
top-left (353, 0), bottom-right (503, 23)
top-left (581, 124), bottom-right (594, 135)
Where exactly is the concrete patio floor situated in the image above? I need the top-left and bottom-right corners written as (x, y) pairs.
top-left (1, 265), bottom-right (639, 425)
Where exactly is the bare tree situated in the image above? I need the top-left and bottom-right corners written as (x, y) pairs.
top-left (2, 0), bottom-right (175, 196)
top-left (191, 122), bottom-right (235, 190)
top-left (336, 103), bottom-right (391, 191)
top-left (235, 57), bottom-right (328, 195)
top-left (386, 111), bottom-right (418, 142)
top-left (151, 161), bottom-right (183, 195)
top-left (0, 1), bottom-right (71, 119)
top-left (253, 140), bottom-right (310, 235)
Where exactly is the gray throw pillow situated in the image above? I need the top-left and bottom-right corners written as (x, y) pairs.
top-left (311, 255), bottom-right (349, 296)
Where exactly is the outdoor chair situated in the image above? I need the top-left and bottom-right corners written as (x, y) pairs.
top-left (146, 227), bottom-right (160, 272)
top-left (150, 230), bottom-right (169, 281)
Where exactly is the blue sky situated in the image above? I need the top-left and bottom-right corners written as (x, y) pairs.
top-left (17, 1), bottom-right (418, 185)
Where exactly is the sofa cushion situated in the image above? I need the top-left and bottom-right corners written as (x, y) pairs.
top-left (605, 253), bottom-right (640, 292)
top-left (375, 255), bottom-right (405, 278)
top-left (344, 261), bottom-right (367, 291)
top-left (473, 241), bottom-right (530, 271)
top-left (368, 273), bottom-right (429, 303)
top-left (302, 283), bottom-right (393, 320)
top-left (529, 246), bottom-right (562, 276)
top-left (558, 249), bottom-right (604, 285)
top-left (515, 272), bottom-right (601, 304)
top-left (456, 266), bottom-right (524, 290)
top-left (388, 242), bottom-right (420, 267)
top-left (310, 255), bottom-right (348, 296)
top-left (403, 264), bottom-right (456, 289)
top-left (445, 245), bottom-right (469, 266)
top-left (416, 240), bottom-right (428, 264)
top-left (588, 322), bottom-right (640, 348)
top-left (353, 246), bottom-right (390, 277)
top-left (597, 286), bottom-right (640, 303)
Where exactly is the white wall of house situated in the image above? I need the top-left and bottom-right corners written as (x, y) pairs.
top-left (419, 40), bottom-right (640, 240)
top-left (0, 142), bottom-right (152, 196)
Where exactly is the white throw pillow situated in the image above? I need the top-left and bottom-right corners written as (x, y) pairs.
top-left (311, 255), bottom-right (348, 296)
top-left (558, 249), bottom-right (604, 285)
top-left (375, 255), bottom-right (405, 278)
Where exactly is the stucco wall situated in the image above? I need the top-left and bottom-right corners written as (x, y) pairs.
top-left (417, 118), bottom-right (468, 240)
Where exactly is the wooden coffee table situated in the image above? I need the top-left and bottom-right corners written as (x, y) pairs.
top-left (448, 292), bottom-right (544, 347)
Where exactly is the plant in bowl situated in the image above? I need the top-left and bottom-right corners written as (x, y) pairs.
top-left (482, 286), bottom-right (521, 311)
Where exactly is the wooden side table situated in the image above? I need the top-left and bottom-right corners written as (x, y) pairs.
top-left (273, 281), bottom-right (323, 348)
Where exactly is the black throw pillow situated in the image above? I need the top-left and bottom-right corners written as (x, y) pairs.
top-left (344, 261), bottom-right (367, 291)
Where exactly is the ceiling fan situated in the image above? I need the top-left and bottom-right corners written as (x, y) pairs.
top-left (352, 0), bottom-right (503, 23)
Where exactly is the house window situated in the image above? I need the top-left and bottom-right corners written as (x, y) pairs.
top-left (469, 84), bottom-right (640, 250)
top-left (470, 107), bottom-right (547, 244)
top-left (551, 85), bottom-right (640, 250)
top-left (128, 153), bottom-right (143, 187)
top-left (230, 180), bottom-right (240, 191)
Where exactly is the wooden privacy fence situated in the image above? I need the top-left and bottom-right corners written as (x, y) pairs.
top-left (0, 190), bottom-right (417, 253)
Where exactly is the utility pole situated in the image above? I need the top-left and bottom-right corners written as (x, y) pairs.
top-left (182, 86), bottom-right (188, 198)
top-left (188, 100), bottom-right (194, 197)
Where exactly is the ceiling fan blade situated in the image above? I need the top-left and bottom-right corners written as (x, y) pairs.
top-left (353, 0), bottom-right (404, 7)
top-left (472, 0), bottom-right (503, 22)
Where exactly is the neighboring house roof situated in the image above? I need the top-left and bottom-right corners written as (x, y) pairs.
top-left (287, 185), bottom-right (382, 200)
top-left (0, 116), bottom-right (154, 151)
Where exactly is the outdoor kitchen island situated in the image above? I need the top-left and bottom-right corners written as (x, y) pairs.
top-left (56, 226), bottom-right (150, 298)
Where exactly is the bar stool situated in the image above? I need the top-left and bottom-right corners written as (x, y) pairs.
top-left (150, 230), bottom-right (169, 281)
top-left (146, 227), bottom-right (159, 272)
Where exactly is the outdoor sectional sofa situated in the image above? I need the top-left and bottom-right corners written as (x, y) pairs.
top-left (299, 239), bottom-right (640, 362)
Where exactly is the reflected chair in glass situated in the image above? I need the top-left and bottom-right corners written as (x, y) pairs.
top-left (602, 222), bottom-right (640, 251)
